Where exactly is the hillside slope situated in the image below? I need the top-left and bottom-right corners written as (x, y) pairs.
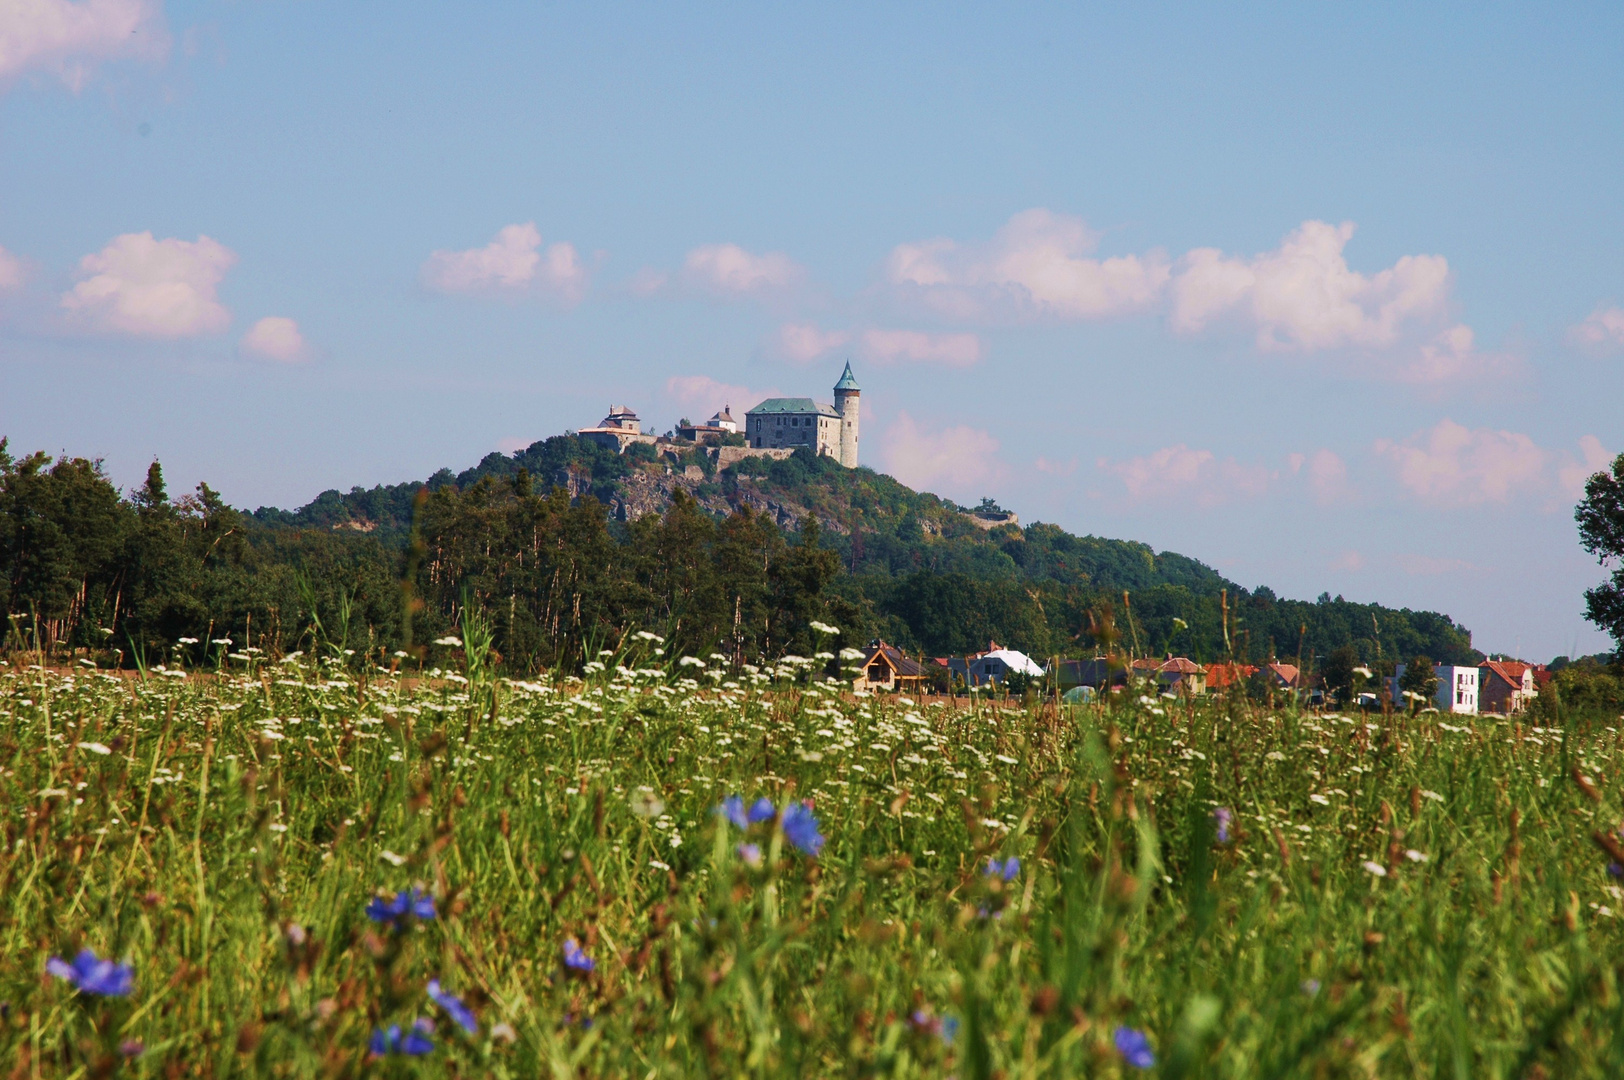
top-left (250, 436), bottom-right (1478, 666)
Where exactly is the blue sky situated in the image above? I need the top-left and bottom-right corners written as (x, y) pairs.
top-left (2, 2), bottom-right (1621, 659)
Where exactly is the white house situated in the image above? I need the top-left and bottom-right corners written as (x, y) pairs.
top-left (950, 648), bottom-right (1045, 688)
top-left (1392, 663), bottom-right (1478, 714)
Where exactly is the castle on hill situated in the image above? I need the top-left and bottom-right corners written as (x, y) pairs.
top-left (575, 362), bottom-right (862, 469)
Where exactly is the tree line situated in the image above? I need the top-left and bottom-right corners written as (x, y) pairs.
top-left (0, 436), bottom-right (1483, 673)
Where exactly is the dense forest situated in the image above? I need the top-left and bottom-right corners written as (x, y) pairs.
top-left (0, 434), bottom-right (1480, 674)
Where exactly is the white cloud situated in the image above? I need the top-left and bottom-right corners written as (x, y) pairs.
top-left (664, 375), bottom-right (771, 416)
top-left (859, 328), bottom-right (981, 367)
top-left (885, 208), bottom-right (1169, 321)
top-left (1377, 422), bottom-right (1611, 508)
top-left (1170, 220), bottom-right (1451, 351)
top-left (881, 412), bottom-right (1004, 495)
top-left (1557, 434), bottom-right (1614, 498)
top-left (683, 243), bottom-right (801, 295)
top-left (0, 244), bottom-right (25, 289)
top-left (61, 231), bottom-right (236, 337)
top-left (1098, 443), bottom-right (1272, 506)
top-left (1288, 448), bottom-right (1350, 504)
top-left (1375, 419), bottom-right (1551, 505)
top-left (239, 316), bottom-right (307, 363)
top-left (776, 322), bottom-right (849, 362)
top-left (1570, 305), bottom-right (1624, 352)
top-left (420, 222), bottom-right (587, 302)
top-left (0, 0), bottom-right (165, 90)
top-left (1392, 323), bottom-right (1520, 385)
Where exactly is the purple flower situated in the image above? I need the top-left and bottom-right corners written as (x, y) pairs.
top-left (781, 801), bottom-right (824, 856)
top-left (1213, 807), bottom-right (1232, 844)
top-left (562, 938), bottom-right (595, 973)
top-left (366, 887), bottom-right (436, 927)
top-left (1609, 861), bottom-right (1624, 880)
top-left (984, 856), bottom-right (1020, 882)
top-left (370, 1018), bottom-right (434, 1057)
top-left (719, 795), bottom-right (779, 829)
top-left (909, 1010), bottom-right (957, 1044)
top-left (427, 979), bottom-right (478, 1035)
top-left (1114, 1026), bottom-right (1155, 1069)
top-left (46, 949), bottom-right (134, 997)
top-left (736, 842), bottom-right (763, 867)
top-left (719, 796), bottom-right (748, 829)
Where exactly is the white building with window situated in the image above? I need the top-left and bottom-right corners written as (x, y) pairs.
top-left (1392, 663), bottom-right (1478, 714)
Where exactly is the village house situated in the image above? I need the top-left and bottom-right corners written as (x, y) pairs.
top-left (1203, 662), bottom-right (1255, 691)
top-left (1055, 657), bottom-right (1128, 691)
top-left (1479, 659), bottom-right (1536, 714)
top-left (854, 640), bottom-right (930, 693)
top-left (1391, 662), bottom-right (1479, 714)
top-left (1130, 656), bottom-right (1208, 694)
top-left (943, 641), bottom-right (1045, 687)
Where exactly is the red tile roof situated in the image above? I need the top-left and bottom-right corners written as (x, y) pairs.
top-left (1205, 662), bottom-right (1257, 688)
top-left (1482, 660), bottom-right (1533, 689)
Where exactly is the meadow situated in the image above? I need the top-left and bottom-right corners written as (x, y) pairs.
top-left (5, 639), bottom-right (1624, 1078)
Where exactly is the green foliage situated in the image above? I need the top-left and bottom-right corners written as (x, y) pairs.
top-left (8, 667), bottom-right (1624, 1075)
top-left (0, 436), bottom-right (1481, 673)
top-left (1399, 656), bottom-right (1439, 709)
top-left (1577, 451), bottom-right (1624, 649)
top-left (1529, 658), bottom-right (1624, 722)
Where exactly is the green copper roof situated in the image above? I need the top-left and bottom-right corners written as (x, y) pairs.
top-left (833, 361), bottom-right (861, 392)
top-left (747, 397), bottom-right (839, 417)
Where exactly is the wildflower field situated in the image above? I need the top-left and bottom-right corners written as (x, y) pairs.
top-left (7, 650), bottom-right (1624, 1078)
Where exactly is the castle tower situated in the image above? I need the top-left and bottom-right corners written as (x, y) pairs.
top-left (833, 361), bottom-right (860, 468)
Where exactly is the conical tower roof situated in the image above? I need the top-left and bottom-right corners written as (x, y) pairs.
top-left (833, 360), bottom-right (861, 392)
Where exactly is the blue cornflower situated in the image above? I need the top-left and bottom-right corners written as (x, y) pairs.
top-left (940, 1016), bottom-right (960, 1045)
top-left (781, 801), bottom-right (824, 856)
top-left (46, 949), bottom-right (134, 997)
top-left (370, 1018), bottom-right (434, 1057)
top-left (562, 938), bottom-right (595, 973)
top-left (718, 795), bottom-right (778, 829)
top-left (719, 795), bottom-right (748, 829)
top-left (1213, 807), bottom-right (1233, 844)
top-left (1609, 861), bottom-right (1624, 879)
top-left (984, 856), bottom-right (1020, 882)
top-left (1113, 1026), bottom-right (1155, 1069)
top-left (366, 887), bottom-right (436, 927)
top-left (426, 979), bottom-right (478, 1035)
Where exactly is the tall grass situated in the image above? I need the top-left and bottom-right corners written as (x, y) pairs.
top-left (3, 653), bottom-right (1623, 1077)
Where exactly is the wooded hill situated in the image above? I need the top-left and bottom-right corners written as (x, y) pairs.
top-left (245, 435), bottom-right (1476, 669)
top-left (0, 434), bottom-right (1478, 672)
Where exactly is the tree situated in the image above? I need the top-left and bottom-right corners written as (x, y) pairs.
top-left (1322, 644), bottom-right (1359, 707)
top-left (1399, 656), bottom-right (1438, 711)
top-left (1577, 452), bottom-right (1624, 649)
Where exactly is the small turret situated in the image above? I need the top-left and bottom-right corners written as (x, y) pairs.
top-left (833, 361), bottom-right (860, 468)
